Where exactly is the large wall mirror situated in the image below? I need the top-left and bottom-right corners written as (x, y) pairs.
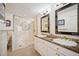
top-left (55, 3), bottom-right (79, 35)
top-left (0, 3), bottom-right (5, 30)
top-left (41, 14), bottom-right (50, 33)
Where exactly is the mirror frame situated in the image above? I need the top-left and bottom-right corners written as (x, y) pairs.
top-left (41, 14), bottom-right (50, 33)
top-left (55, 3), bottom-right (79, 35)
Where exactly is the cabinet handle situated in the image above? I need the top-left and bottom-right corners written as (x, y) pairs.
top-left (56, 53), bottom-right (60, 56)
top-left (56, 53), bottom-right (57, 55)
top-left (57, 54), bottom-right (60, 56)
top-left (57, 48), bottom-right (59, 50)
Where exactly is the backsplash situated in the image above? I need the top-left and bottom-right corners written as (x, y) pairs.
top-left (54, 34), bottom-right (79, 40)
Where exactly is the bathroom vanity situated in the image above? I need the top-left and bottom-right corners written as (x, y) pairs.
top-left (34, 35), bottom-right (79, 56)
top-left (34, 3), bottom-right (79, 56)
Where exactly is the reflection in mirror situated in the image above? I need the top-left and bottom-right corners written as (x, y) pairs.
top-left (55, 3), bottom-right (79, 35)
top-left (0, 3), bottom-right (5, 30)
top-left (41, 14), bottom-right (50, 33)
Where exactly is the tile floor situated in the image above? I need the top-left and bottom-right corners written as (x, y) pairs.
top-left (7, 44), bottom-right (40, 56)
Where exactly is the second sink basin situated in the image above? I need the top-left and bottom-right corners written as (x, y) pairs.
top-left (53, 38), bottom-right (77, 46)
top-left (37, 34), bottom-right (47, 38)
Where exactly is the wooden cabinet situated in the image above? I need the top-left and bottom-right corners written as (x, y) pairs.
top-left (34, 37), bottom-right (79, 56)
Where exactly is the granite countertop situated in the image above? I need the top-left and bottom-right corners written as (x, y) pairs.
top-left (35, 35), bottom-right (79, 54)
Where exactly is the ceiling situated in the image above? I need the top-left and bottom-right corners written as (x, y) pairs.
top-left (6, 3), bottom-right (54, 18)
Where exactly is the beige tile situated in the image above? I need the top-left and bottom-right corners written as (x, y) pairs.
top-left (7, 44), bottom-right (40, 56)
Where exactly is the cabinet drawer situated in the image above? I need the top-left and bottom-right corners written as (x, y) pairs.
top-left (47, 46), bottom-right (64, 56)
top-left (37, 38), bottom-right (47, 44)
top-left (48, 42), bottom-right (58, 50)
top-left (35, 37), bottom-right (47, 44)
top-left (48, 42), bottom-right (79, 56)
top-left (56, 45), bottom-right (79, 56)
top-left (47, 47), bottom-right (57, 56)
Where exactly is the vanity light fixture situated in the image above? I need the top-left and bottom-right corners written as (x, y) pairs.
top-left (43, 11), bottom-right (48, 16)
top-left (56, 3), bottom-right (67, 7)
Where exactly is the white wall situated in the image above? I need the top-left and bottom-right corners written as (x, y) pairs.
top-left (0, 13), bottom-right (14, 55)
top-left (49, 4), bottom-right (56, 34)
top-left (0, 13), bottom-right (13, 56)
top-left (0, 31), bottom-right (7, 56)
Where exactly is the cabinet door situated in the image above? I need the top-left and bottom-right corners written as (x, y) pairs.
top-left (47, 47), bottom-right (57, 56)
top-left (47, 47), bottom-right (65, 56)
top-left (48, 41), bottom-right (79, 56)
top-left (56, 45), bottom-right (79, 56)
top-left (34, 37), bottom-right (47, 56)
top-left (34, 37), bottom-right (38, 50)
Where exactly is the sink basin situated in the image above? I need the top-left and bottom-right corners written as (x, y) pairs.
top-left (53, 38), bottom-right (77, 46)
top-left (37, 34), bottom-right (47, 38)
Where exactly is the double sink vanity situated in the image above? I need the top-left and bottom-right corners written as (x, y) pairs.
top-left (34, 34), bottom-right (79, 56)
top-left (34, 3), bottom-right (79, 56)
